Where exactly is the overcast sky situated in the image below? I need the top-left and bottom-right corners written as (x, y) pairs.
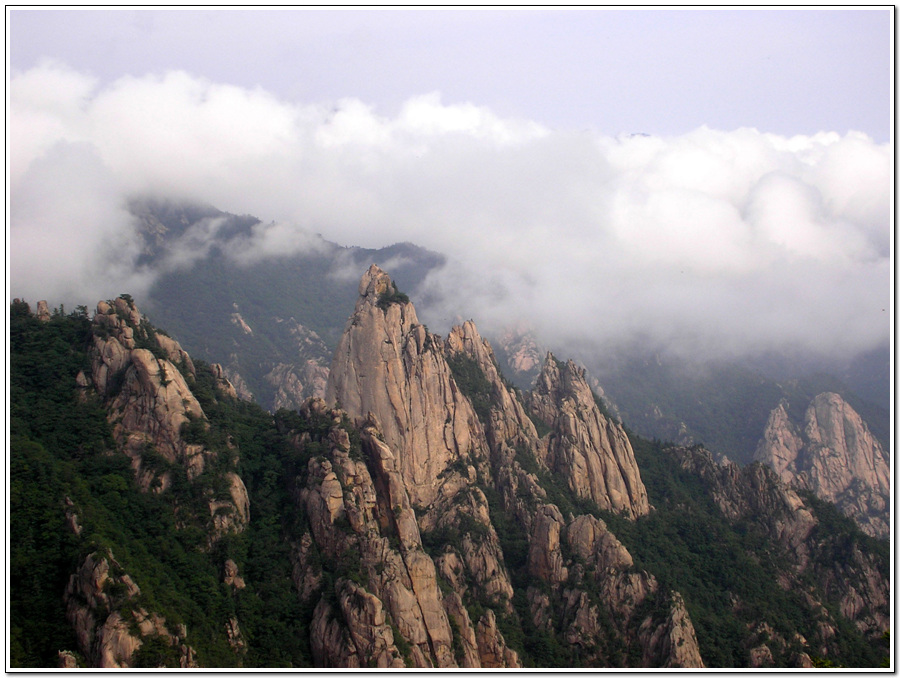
top-left (7, 7), bottom-right (894, 365)
top-left (9, 8), bottom-right (891, 140)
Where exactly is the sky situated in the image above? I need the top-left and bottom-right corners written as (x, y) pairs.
top-left (7, 7), bottom-right (894, 366)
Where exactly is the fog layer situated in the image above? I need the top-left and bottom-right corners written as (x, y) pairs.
top-left (9, 62), bottom-right (891, 363)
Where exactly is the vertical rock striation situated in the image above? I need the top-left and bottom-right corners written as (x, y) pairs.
top-left (528, 354), bottom-right (650, 519)
top-left (326, 265), bottom-right (488, 507)
top-left (755, 393), bottom-right (889, 538)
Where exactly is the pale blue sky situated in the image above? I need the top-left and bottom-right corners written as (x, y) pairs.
top-left (9, 8), bottom-right (892, 140)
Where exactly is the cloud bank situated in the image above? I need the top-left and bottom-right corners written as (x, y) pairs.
top-left (9, 61), bottom-right (891, 363)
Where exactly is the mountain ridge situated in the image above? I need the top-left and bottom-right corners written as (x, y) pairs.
top-left (8, 264), bottom-right (890, 668)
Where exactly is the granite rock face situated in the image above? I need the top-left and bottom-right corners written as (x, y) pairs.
top-left (63, 551), bottom-right (197, 668)
top-left (290, 398), bottom-right (519, 668)
top-left (326, 265), bottom-right (488, 508)
top-left (528, 355), bottom-right (650, 519)
top-left (676, 444), bottom-right (888, 642)
top-left (318, 267), bottom-right (697, 668)
top-left (755, 393), bottom-right (889, 538)
top-left (77, 297), bottom-right (248, 541)
top-left (38, 267), bottom-right (885, 669)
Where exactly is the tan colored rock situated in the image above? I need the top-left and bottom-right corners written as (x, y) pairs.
top-left (445, 320), bottom-right (538, 449)
top-left (209, 472), bottom-right (250, 539)
top-left (528, 505), bottom-right (569, 584)
top-left (639, 592), bottom-right (705, 668)
top-left (528, 354), bottom-right (650, 519)
top-left (326, 265), bottom-right (488, 507)
top-left (311, 598), bottom-right (360, 667)
top-left (210, 363), bottom-right (238, 399)
top-left (94, 612), bottom-right (142, 668)
top-left (560, 589), bottom-right (601, 651)
top-left (154, 332), bottom-right (196, 376)
top-left (64, 496), bottom-right (83, 536)
top-left (223, 365), bottom-right (255, 401)
top-left (441, 591), bottom-right (481, 667)
top-left (64, 551), bottom-right (196, 668)
top-left (291, 532), bottom-right (324, 602)
top-left (295, 404), bottom-right (457, 668)
top-left (81, 296), bottom-right (248, 540)
top-left (230, 312), bottom-right (253, 335)
top-left (755, 393), bottom-right (890, 538)
top-left (111, 348), bottom-right (205, 467)
top-left (566, 514), bottom-right (633, 572)
top-left (36, 300), bottom-right (52, 321)
top-left (225, 617), bottom-right (246, 656)
top-left (338, 580), bottom-right (405, 668)
top-left (223, 559), bottom-right (246, 590)
top-left (57, 650), bottom-right (79, 668)
top-left (755, 403), bottom-right (804, 483)
top-left (475, 609), bottom-right (521, 668)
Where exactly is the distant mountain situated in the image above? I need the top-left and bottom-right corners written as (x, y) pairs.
top-left (131, 199), bottom-right (889, 468)
top-left (491, 333), bottom-right (889, 469)
top-left (755, 392), bottom-right (890, 539)
top-left (132, 198), bottom-right (445, 411)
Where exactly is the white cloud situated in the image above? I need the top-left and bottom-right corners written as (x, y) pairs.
top-left (8, 63), bottom-right (891, 365)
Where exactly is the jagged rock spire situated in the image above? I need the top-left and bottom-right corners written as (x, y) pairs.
top-left (326, 266), bottom-right (488, 507)
top-left (529, 353), bottom-right (650, 519)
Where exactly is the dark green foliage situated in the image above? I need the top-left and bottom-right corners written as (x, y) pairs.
top-left (526, 411), bottom-right (553, 438)
top-left (8, 306), bottom-right (319, 668)
top-left (446, 352), bottom-right (493, 425)
top-left (9, 299), bottom-right (887, 669)
top-left (377, 280), bottom-right (411, 309)
top-left (800, 490), bottom-right (889, 570)
top-left (132, 634), bottom-right (180, 668)
top-left (9, 438), bottom-right (82, 666)
top-left (598, 436), bottom-right (887, 668)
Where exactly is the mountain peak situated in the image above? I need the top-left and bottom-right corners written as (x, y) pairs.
top-left (327, 267), bottom-right (485, 506)
top-left (358, 263), bottom-right (392, 299)
top-left (755, 391), bottom-right (890, 538)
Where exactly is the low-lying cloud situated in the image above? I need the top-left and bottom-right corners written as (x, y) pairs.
top-left (9, 61), bottom-right (891, 364)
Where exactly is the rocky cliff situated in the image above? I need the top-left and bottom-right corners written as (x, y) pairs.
top-left (326, 265), bottom-right (489, 508)
top-left (76, 296), bottom-right (249, 540)
top-left (9, 276), bottom-right (889, 669)
top-left (321, 266), bottom-right (699, 667)
top-left (755, 393), bottom-right (890, 538)
top-left (63, 550), bottom-right (198, 668)
top-left (675, 445), bottom-right (889, 656)
top-left (529, 355), bottom-right (650, 519)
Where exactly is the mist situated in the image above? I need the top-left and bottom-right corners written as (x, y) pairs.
top-left (9, 61), bottom-right (891, 365)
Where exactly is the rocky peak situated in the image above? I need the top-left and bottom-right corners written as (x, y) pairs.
top-left (326, 266), bottom-right (487, 507)
top-left (755, 392), bottom-right (889, 539)
top-left (77, 296), bottom-right (248, 540)
top-left (36, 300), bottom-right (52, 321)
top-left (64, 550), bottom-right (197, 668)
top-left (445, 320), bottom-right (537, 448)
top-left (528, 354), bottom-right (650, 519)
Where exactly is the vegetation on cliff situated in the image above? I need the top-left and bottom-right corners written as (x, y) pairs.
top-left (8, 296), bottom-right (890, 668)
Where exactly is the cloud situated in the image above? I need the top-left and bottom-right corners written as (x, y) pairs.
top-left (8, 63), bottom-right (891, 366)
